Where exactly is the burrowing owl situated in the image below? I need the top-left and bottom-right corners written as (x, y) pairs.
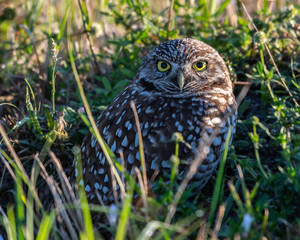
top-left (76, 38), bottom-right (237, 203)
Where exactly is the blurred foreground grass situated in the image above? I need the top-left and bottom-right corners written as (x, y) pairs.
top-left (0, 0), bottom-right (300, 239)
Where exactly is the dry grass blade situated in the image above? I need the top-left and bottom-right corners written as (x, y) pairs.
top-left (212, 203), bottom-right (226, 240)
top-left (234, 233), bottom-right (241, 240)
top-left (19, 24), bottom-right (42, 72)
top-left (0, 151), bottom-right (16, 182)
top-left (241, 2), bottom-right (299, 107)
top-left (164, 128), bottom-right (219, 224)
top-left (49, 151), bottom-right (85, 231)
top-left (77, 0), bottom-right (101, 74)
top-left (0, 160), bottom-right (7, 186)
top-left (0, 122), bottom-right (42, 207)
top-left (236, 79), bottom-right (253, 107)
top-left (130, 101), bottom-right (148, 196)
top-left (67, 33), bottom-right (126, 196)
top-left (49, 151), bottom-right (76, 202)
top-left (34, 154), bottom-right (80, 240)
top-left (196, 223), bottom-right (207, 240)
top-left (134, 166), bottom-right (149, 221)
top-left (149, 170), bottom-right (159, 187)
top-left (0, 206), bottom-right (15, 240)
top-left (110, 165), bottom-right (120, 205)
top-left (118, 151), bottom-right (126, 202)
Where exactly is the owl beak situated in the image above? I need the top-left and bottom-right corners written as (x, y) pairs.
top-left (177, 72), bottom-right (184, 91)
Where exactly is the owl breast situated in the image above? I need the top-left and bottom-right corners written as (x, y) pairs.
top-left (78, 81), bottom-right (237, 202)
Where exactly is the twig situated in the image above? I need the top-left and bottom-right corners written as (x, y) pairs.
top-left (236, 79), bottom-right (253, 106)
top-left (234, 81), bottom-right (252, 85)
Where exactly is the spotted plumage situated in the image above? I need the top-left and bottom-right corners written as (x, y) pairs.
top-left (75, 38), bottom-right (237, 203)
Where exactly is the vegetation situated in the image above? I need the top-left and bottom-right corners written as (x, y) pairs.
top-left (0, 0), bottom-right (299, 239)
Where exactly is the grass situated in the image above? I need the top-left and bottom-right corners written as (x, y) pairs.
top-left (0, 0), bottom-right (300, 239)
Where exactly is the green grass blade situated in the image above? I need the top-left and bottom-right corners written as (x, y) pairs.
top-left (80, 201), bottom-right (94, 240)
top-left (57, 1), bottom-right (70, 47)
top-left (15, 168), bottom-right (25, 240)
top-left (213, 0), bottom-right (231, 18)
top-left (115, 177), bottom-right (134, 240)
top-left (67, 18), bottom-right (125, 195)
top-left (33, 130), bottom-right (57, 184)
top-left (36, 211), bottom-right (56, 240)
top-left (25, 193), bottom-right (34, 240)
top-left (208, 125), bottom-right (233, 225)
top-left (6, 205), bottom-right (17, 240)
top-left (26, 87), bottom-right (43, 137)
top-left (137, 221), bottom-right (162, 240)
top-left (209, 0), bottom-right (216, 16)
top-left (0, 103), bottom-right (24, 117)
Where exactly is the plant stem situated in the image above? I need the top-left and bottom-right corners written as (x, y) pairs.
top-left (51, 58), bottom-right (57, 115)
top-left (167, 0), bottom-right (174, 40)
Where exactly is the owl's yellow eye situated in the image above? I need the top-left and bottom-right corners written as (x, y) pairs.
top-left (193, 61), bottom-right (207, 71)
top-left (157, 60), bottom-right (171, 72)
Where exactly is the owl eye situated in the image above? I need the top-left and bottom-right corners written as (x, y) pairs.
top-left (193, 61), bottom-right (207, 72)
top-left (157, 60), bottom-right (171, 72)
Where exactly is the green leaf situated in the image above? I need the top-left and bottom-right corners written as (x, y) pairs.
top-left (113, 79), bottom-right (131, 90)
top-left (257, 61), bottom-right (263, 76)
top-left (26, 87), bottom-right (43, 137)
top-left (43, 106), bottom-right (54, 130)
top-left (118, 68), bottom-right (135, 79)
top-left (144, 18), bottom-right (159, 34)
top-left (94, 76), bottom-right (112, 91)
top-left (292, 80), bottom-right (300, 89)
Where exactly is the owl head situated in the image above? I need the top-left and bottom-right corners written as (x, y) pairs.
top-left (135, 38), bottom-right (232, 97)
